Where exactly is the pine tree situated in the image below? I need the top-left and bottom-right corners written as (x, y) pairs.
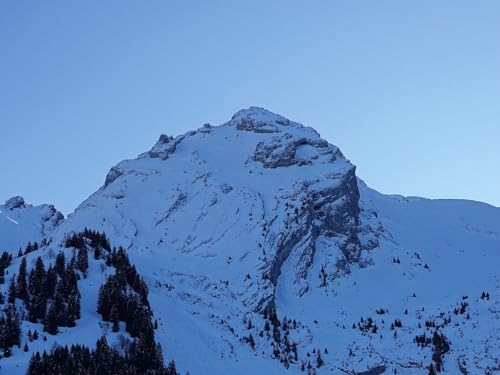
top-left (93, 242), bottom-right (102, 260)
top-left (28, 257), bottom-right (48, 322)
top-left (93, 336), bottom-right (114, 374)
top-left (8, 276), bottom-right (16, 304)
top-left (55, 251), bottom-right (66, 276)
top-left (316, 349), bottom-right (324, 368)
top-left (76, 246), bottom-right (89, 277)
top-left (51, 284), bottom-right (66, 327)
top-left (167, 360), bottom-right (178, 375)
top-left (66, 288), bottom-right (81, 327)
top-left (45, 266), bottom-right (58, 299)
top-left (264, 320), bottom-right (270, 332)
top-left (61, 267), bottom-right (78, 299)
top-left (130, 325), bottom-right (166, 374)
top-left (44, 302), bottom-right (59, 335)
top-left (0, 305), bottom-right (21, 355)
top-left (26, 352), bottom-right (42, 375)
top-left (0, 251), bottom-right (12, 284)
top-left (25, 242), bottom-right (33, 254)
top-left (110, 305), bottom-right (120, 332)
top-left (247, 333), bottom-right (255, 349)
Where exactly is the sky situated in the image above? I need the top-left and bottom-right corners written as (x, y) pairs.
top-left (1, 1), bottom-right (499, 214)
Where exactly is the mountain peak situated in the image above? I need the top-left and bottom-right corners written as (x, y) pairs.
top-left (231, 106), bottom-right (291, 123)
top-left (68, 107), bottom-right (370, 315)
top-left (229, 107), bottom-right (302, 133)
top-left (4, 195), bottom-right (27, 210)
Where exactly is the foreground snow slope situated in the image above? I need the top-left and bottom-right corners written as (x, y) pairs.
top-left (1, 107), bottom-right (498, 374)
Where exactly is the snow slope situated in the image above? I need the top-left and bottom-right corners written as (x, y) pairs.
top-left (0, 196), bottom-right (63, 254)
top-left (0, 107), bottom-right (498, 375)
top-left (271, 182), bottom-right (500, 373)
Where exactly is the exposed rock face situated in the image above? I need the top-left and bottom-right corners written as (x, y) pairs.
top-left (232, 106), bottom-right (290, 133)
top-left (358, 365), bottom-right (387, 375)
top-left (104, 166), bottom-right (124, 186)
top-left (265, 165), bottom-right (363, 299)
top-left (252, 135), bottom-right (343, 168)
top-left (146, 133), bottom-right (176, 160)
top-left (140, 132), bottom-right (200, 161)
top-left (40, 204), bottom-right (64, 234)
top-left (4, 196), bottom-right (27, 210)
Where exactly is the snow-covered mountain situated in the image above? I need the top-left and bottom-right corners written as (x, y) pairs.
top-left (0, 107), bottom-right (498, 375)
top-left (0, 196), bottom-right (63, 254)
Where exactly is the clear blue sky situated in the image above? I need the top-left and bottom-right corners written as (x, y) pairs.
top-left (1, 1), bottom-right (499, 214)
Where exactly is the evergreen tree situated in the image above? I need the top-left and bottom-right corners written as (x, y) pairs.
top-left (44, 302), bottom-right (59, 335)
top-left (93, 245), bottom-right (101, 260)
top-left (17, 257), bottom-right (29, 300)
top-left (26, 352), bottom-right (42, 375)
top-left (0, 305), bottom-right (21, 355)
top-left (92, 336), bottom-right (117, 374)
top-left (45, 284), bottom-right (66, 334)
top-left (28, 257), bottom-right (48, 322)
top-left (316, 349), bottom-right (324, 368)
top-left (0, 251), bottom-right (12, 284)
top-left (55, 251), bottom-right (66, 276)
top-left (61, 267), bottom-right (79, 299)
top-left (45, 266), bottom-right (58, 299)
top-left (110, 305), bottom-right (120, 332)
top-left (25, 242), bottom-right (33, 254)
top-left (76, 246), bottom-right (89, 277)
top-left (130, 325), bottom-right (166, 374)
top-left (66, 288), bottom-right (81, 327)
top-left (167, 361), bottom-right (178, 375)
top-left (8, 276), bottom-right (16, 304)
